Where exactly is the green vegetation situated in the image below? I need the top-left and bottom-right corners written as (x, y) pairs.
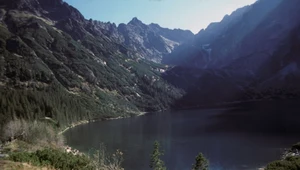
top-left (1, 119), bottom-right (64, 148)
top-left (8, 148), bottom-right (93, 170)
top-left (149, 141), bottom-right (166, 170)
top-left (0, 11), bottom-right (183, 130)
top-left (192, 153), bottom-right (209, 170)
top-left (0, 119), bottom-right (124, 170)
top-left (0, 84), bottom-right (136, 131)
top-left (0, 119), bottom-right (61, 152)
top-left (265, 142), bottom-right (300, 170)
top-left (149, 141), bottom-right (209, 170)
top-left (265, 156), bottom-right (300, 170)
top-left (3, 141), bottom-right (125, 170)
top-left (89, 143), bottom-right (124, 170)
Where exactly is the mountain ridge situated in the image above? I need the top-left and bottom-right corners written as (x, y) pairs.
top-left (162, 0), bottom-right (300, 108)
top-left (0, 0), bottom-right (194, 62)
top-left (1, 0), bottom-right (300, 129)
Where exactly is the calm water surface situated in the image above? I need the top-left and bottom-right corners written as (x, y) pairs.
top-left (65, 101), bottom-right (300, 170)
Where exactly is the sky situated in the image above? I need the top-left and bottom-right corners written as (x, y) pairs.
top-left (64, 0), bottom-right (257, 34)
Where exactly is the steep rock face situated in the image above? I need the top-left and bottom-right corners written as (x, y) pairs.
top-left (118, 18), bottom-right (168, 63)
top-left (149, 23), bottom-right (194, 43)
top-left (117, 17), bottom-right (194, 63)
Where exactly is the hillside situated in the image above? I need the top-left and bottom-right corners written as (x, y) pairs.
top-left (1, 1), bottom-right (300, 170)
top-left (0, 0), bottom-right (187, 128)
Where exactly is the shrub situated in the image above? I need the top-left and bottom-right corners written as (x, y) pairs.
top-left (2, 119), bottom-right (26, 141)
top-left (1, 119), bottom-right (64, 148)
top-left (9, 148), bottom-right (94, 170)
top-left (89, 143), bottom-right (124, 170)
top-left (265, 157), bottom-right (300, 170)
top-left (23, 121), bottom-right (64, 147)
top-left (265, 142), bottom-right (300, 170)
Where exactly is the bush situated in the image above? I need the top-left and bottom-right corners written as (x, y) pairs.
top-left (2, 119), bottom-right (26, 141)
top-left (265, 156), bottom-right (300, 170)
top-left (9, 148), bottom-right (94, 170)
top-left (265, 142), bottom-right (300, 170)
top-left (88, 143), bottom-right (124, 170)
top-left (23, 121), bottom-right (64, 147)
top-left (1, 119), bottom-right (64, 147)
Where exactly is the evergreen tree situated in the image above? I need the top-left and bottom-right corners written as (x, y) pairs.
top-left (192, 153), bottom-right (209, 170)
top-left (150, 141), bottom-right (166, 170)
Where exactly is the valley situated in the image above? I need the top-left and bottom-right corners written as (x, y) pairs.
top-left (0, 0), bottom-right (300, 169)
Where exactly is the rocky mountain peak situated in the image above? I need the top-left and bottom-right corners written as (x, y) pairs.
top-left (128, 17), bottom-right (144, 26)
top-left (149, 23), bottom-right (160, 29)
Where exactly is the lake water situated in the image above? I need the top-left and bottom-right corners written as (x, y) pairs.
top-left (64, 101), bottom-right (300, 170)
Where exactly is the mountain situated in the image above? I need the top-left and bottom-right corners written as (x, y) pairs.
top-left (117, 17), bottom-right (194, 63)
top-left (163, 0), bottom-right (293, 69)
top-left (194, 5), bottom-right (251, 46)
top-left (161, 5), bottom-right (251, 68)
top-left (2, 0), bottom-right (194, 64)
top-left (0, 0), bottom-right (187, 127)
top-left (162, 0), bottom-right (300, 108)
top-left (1, 0), bottom-right (300, 128)
top-left (161, 4), bottom-right (253, 68)
top-left (148, 23), bottom-right (194, 44)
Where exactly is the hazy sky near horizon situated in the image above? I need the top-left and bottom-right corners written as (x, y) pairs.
top-left (64, 0), bottom-right (257, 33)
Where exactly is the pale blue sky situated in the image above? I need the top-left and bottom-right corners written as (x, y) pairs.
top-left (64, 0), bottom-right (257, 33)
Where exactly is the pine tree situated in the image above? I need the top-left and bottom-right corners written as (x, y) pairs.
top-left (150, 141), bottom-right (166, 170)
top-left (192, 153), bottom-right (209, 170)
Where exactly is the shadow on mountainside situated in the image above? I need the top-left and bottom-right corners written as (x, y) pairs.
top-left (161, 0), bottom-right (300, 111)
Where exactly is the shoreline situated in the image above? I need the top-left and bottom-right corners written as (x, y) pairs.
top-left (58, 103), bottom-right (246, 135)
top-left (58, 111), bottom-right (148, 135)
